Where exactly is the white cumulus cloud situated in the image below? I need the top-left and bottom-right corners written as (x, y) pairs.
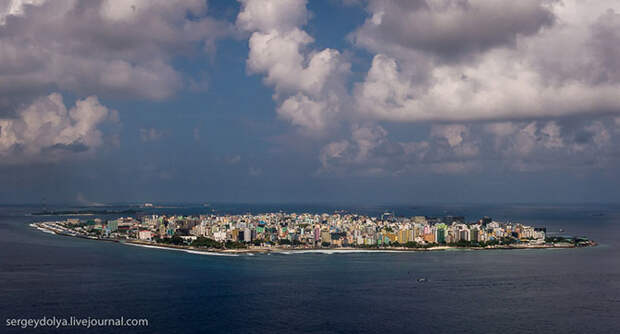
top-left (237, 0), bottom-right (350, 132)
top-left (0, 93), bottom-right (116, 164)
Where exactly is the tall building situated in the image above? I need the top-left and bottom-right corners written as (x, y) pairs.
top-left (471, 229), bottom-right (479, 242)
top-left (459, 229), bottom-right (470, 242)
top-left (107, 220), bottom-right (118, 232)
top-left (398, 230), bottom-right (409, 243)
top-left (435, 224), bottom-right (447, 244)
top-left (244, 228), bottom-right (252, 242)
top-left (231, 229), bottom-right (239, 241)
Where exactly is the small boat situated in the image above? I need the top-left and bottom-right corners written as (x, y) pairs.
top-left (417, 277), bottom-right (428, 283)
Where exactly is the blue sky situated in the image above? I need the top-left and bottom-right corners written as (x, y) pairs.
top-left (1, 0), bottom-right (620, 205)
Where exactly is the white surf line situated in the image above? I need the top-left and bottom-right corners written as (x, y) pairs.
top-left (123, 242), bottom-right (240, 257)
top-left (275, 249), bottom-right (410, 255)
top-left (30, 223), bottom-right (58, 235)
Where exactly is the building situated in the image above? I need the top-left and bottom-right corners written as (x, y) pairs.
top-left (321, 231), bottom-right (331, 244)
top-left (459, 229), bottom-right (470, 242)
top-left (107, 220), bottom-right (119, 232)
top-left (397, 230), bottom-right (409, 243)
top-left (138, 230), bottom-right (152, 240)
top-left (244, 228), bottom-right (252, 242)
top-left (435, 224), bottom-right (447, 244)
top-left (471, 229), bottom-right (479, 242)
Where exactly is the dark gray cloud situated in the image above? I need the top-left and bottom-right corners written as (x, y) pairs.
top-left (43, 142), bottom-right (90, 153)
top-left (588, 9), bottom-right (620, 84)
top-left (351, 0), bottom-right (556, 60)
top-left (351, 1), bottom-right (620, 123)
top-left (0, 0), bottom-right (232, 112)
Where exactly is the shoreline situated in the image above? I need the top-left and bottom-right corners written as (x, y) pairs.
top-left (31, 222), bottom-right (596, 255)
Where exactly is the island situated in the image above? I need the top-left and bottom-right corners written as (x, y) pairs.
top-left (31, 212), bottom-right (596, 254)
top-left (31, 209), bottom-right (140, 216)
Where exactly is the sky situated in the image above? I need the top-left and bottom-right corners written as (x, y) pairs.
top-left (1, 0), bottom-right (620, 205)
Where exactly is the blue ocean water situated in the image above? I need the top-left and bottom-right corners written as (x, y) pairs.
top-left (1, 204), bottom-right (620, 333)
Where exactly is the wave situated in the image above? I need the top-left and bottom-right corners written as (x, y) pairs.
top-left (275, 249), bottom-right (409, 255)
top-left (37, 227), bottom-right (57, 235)
top-left (184, 250), bottom-right (240, 257)
top-left (123, 242), bottom-right (239, 257)
top-left (30, 223), bottom-right (57, 235)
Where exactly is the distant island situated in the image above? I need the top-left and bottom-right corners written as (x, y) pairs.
top-left (31, 209), bottom-right (140, 216)
top-left (31, 212), bottom-right (596, 254)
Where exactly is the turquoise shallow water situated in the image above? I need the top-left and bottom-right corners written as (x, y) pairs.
top-left (1, 204), bottom-right (620, 333)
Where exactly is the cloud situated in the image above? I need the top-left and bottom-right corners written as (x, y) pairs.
top-left (0, 0), bottom-right (46, 24)
top-left (431, 124), bottom-right (467, 147)
top-left (0, 0), bottom-right (234, 164)
top-left (431, 124), bottom-right (479, 157)
top-left (236, 0), bottom-right (308, 32)
top-left (0, 0), bottom-right (232, 112)
top-left (319, 124), bottom-right (431, 175)
top-left (319, 117), bottom-right (620, 175)
top-left (277, 93), bottom-right (342, 131)
top-left (351, 1), bottom-right (620, 123)
top-left (354, 52), bottom-right (620, 123)
top-left (351, 0), bottom-right (556, 59)
top-left (235, 0), bottom-right (620, 139)
top-left (231, 0), bottom-right (620, 176)
top-left (0, 93), bottom-right (116, 164)
top-left (236, 0), bottom-right (350, 132)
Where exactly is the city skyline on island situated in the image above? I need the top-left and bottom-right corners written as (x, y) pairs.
top-left (33, 210), bottom-right (596, 254)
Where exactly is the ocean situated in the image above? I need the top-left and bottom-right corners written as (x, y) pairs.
top-left (1, 204), bottom-right (619, 333)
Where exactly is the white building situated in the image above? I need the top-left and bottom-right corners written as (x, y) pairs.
top-left (138, 230), bottom-right (152, 241)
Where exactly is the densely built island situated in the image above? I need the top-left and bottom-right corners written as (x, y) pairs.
top-left (32, 212), bottom-right (595, 254)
